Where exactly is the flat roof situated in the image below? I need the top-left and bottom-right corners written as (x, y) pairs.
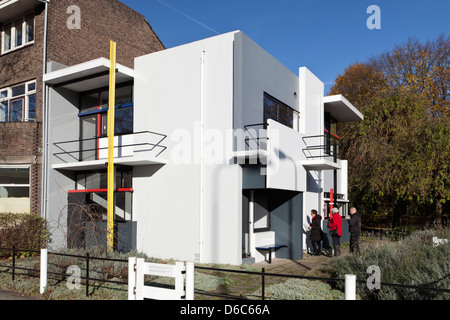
top-left (43, 58), bottom-right (135, 92)
top-left (324, 95), bottom-right (364, 123)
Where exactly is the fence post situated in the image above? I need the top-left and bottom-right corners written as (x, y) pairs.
top-left (135, 258), bottom-right (145, 300)
top-left (85, 253), bottom-right (90, 297)
top-left (12, 246), bottom-right (15, 281)
top-left (128, 257), bottom-right (137, 300)
top-left (40, 249), bottom-right (48, 294)
top-left (345, 274), bottom-right (356, 300)
top-left (185, 262), bottom-right (194, 300)
top-left (261, 268), bottom-right (265, 300)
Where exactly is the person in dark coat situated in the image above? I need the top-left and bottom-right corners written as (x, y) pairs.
top-left (308, 209), bottom-right (322, 255)
top-left (346, 207), bottom-right (361, 254)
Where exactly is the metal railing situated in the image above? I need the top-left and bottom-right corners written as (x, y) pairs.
top-left (1, 247), bottom-right (449, 300)
top-left (0, 247), bottom-right (128, 297)
top-left (53, 130), bottom-right (167, 163)
top-left (241, 123), bottom-right (269, 151)
top-left (302, 134), bottom-right (339, 162)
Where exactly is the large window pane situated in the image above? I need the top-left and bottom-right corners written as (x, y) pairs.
top-left (12, 85), bottom-right (25, 97)
top-left (264, 93), bottom-right (295, 129)
top-left (14, 18), bottom-right (23, 47)
top-left (25, 15), bottom-right (34, 43)
top-left (0, 101), bottom-right (8, 122)
top-left (0, 168), bottom-right (29, 185)
top-left (11, 99), bottom-right (23, 122)
top-left (3, 24), bottom-right (11, 51)
top-left (115, 107), bottom-right (133, 135)
top-left (28, 93), bottom-right (36, 120)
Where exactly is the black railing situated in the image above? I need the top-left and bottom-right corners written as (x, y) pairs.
top-left (1, 247), bottom-right (449, 300)
top-left (302, 134), bottom-right (339, 162)
top-left (53, 130), bottom-right (167, 163)
top-left (241, 123), bottom-right (269, 151)
top-left (0, 247), bottom-right (128, 297)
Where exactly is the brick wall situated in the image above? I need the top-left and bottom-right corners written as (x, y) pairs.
top-left (47, 0), bottom-right (165, 68)
top-left (0, 0), bottom-right (165, 216)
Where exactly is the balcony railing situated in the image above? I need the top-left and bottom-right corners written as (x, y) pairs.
top-left (302, 133), bottom-right (339, 163)
top-left (53, 131), bottom-right (167, 163)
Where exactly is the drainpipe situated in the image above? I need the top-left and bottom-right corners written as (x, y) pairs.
top-left (199, 51), bottom-right (205, 262)
top-left (37, 0), bottom-right (50, 219)
top-left (249, 190), bottom-right (255, 257)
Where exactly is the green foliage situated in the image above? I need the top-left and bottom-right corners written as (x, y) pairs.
top-left (0, 213), bottom-right (48, 257)
top-left (329, 228), bottom-right (450, 300)
top-left (329, 35), bottom-right (450, 223)
top-left (249, 278), bottom-right (348, 300)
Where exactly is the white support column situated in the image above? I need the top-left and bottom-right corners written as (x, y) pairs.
top-left (249, 190), bottom-right (255, 257)
top-left (345, 274), bottom-right (356, 300)
top-left (185, 262), bottom-right (195, 300)
top-left (40, 249), bottom-right (47, 294)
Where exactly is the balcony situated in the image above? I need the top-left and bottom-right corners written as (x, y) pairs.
top-left (52, 131), bottom-right (167, 171)
top-left (232, 123), bottom-right (269, 163)
top-left (301, 131), bottom-right (341, 171)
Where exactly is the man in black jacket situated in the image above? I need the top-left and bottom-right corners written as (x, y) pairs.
top-left (346, 207), bottom-right (361, 254)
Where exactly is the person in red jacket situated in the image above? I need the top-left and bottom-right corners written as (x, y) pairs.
top-left (328, 207), bottom-right (343, 257)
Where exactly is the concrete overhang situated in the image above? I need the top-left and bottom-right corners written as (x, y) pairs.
top-left (43, 58), bottom-right (135, 92)
top-left (324, 95), bottom-right (364, 123)
top-left (301, 159), bottom-right (341, 171)
top-left (232, 150), bottom-right (269, 161)
top-left (52, 156), bottom-right (166, 172)
top-left (0, 0), bottom-right (39, 23)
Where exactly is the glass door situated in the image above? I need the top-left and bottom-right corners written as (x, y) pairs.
top-left (80, 115), bottom-right (97, 161)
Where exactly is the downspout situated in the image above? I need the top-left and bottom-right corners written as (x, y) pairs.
top-left (37, 0), bottom-right (50, 219)
top-left (199, 51), bottom-right (205, 262)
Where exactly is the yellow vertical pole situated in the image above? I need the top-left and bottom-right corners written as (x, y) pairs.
top-left (107, 41), bottom-right (117, 252)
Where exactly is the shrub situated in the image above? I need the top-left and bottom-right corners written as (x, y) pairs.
top-left (329, 228), bottom-right (450, 300)
top-left (0, 213), bottom-right (48, 257)
top-left (249, 278), bottom-right (348, 300)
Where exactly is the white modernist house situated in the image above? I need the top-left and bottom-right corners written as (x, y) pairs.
top-left (43, 31), bottom-right (363, 265)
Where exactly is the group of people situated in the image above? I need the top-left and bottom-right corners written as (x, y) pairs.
top-left (308, 206), bottom-right (361, 257)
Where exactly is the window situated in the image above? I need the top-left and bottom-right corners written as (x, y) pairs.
top-left (0, 166), bottom-right (30, 214)
top-left (263, 93), bottom-right (299, 130)
top-left (0, 80), bottom-right (37, 122)
top-left (1, 14), bottom-right (34, 54)
top-left (79, 84), bottom-right (134, 160)
top-left (74, 168), bottom-right (133, 222)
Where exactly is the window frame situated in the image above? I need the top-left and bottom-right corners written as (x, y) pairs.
top-left (0, 165), bottom-right (31, 199)
top-left (263, 92), bottom-right (299, 130)
top-left (1, 13), bottom-right (35, 55)
top-left (0, 80), bottom-right (37, 122)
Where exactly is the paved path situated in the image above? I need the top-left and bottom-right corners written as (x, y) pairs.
top-left (0, 289), bottom-right (41, 300)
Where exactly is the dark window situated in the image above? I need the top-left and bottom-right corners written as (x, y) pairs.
top-left (263, 93), bottom-right (295, 129)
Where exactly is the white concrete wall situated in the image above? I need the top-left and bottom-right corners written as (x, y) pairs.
top-left (266, 119), bottom-right (306, 192)
top-left (233, 32), bottom-right (299, 133)
top-left (134, 31), bottom-right (242, 264)
top-left (47, 87), bottom-right (80, 248)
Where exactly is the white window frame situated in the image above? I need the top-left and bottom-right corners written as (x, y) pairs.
top-left (0, 80), bottom-right (37, 122)
top-left (1, 13), bottom-right (35, 55)
top-left (0, 165), bottom-right (31, 199)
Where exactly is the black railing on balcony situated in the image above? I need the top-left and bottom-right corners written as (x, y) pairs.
top-left (53, 131), bottom-right (167, 163)
top-left (240, 123), bottom-right (269, 151)
top-left (302, 134), bottom-right (339, 163)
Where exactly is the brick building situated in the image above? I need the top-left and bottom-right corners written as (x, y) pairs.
top-left (0, 0), bottom-right (164, 215)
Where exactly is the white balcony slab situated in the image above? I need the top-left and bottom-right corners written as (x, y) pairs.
top-left (324, 95), bottom-right (364, 123)
top-left (52, 156), bottom-right (166, 172)
top-left (301, 159), bottom-right (341, 171)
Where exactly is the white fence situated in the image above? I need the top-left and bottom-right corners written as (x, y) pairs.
top-left (128, 257), bottom-right (194, 300)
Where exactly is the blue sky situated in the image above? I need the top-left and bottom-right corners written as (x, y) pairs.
top-left (121, 0), bottom-right (449, 94)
